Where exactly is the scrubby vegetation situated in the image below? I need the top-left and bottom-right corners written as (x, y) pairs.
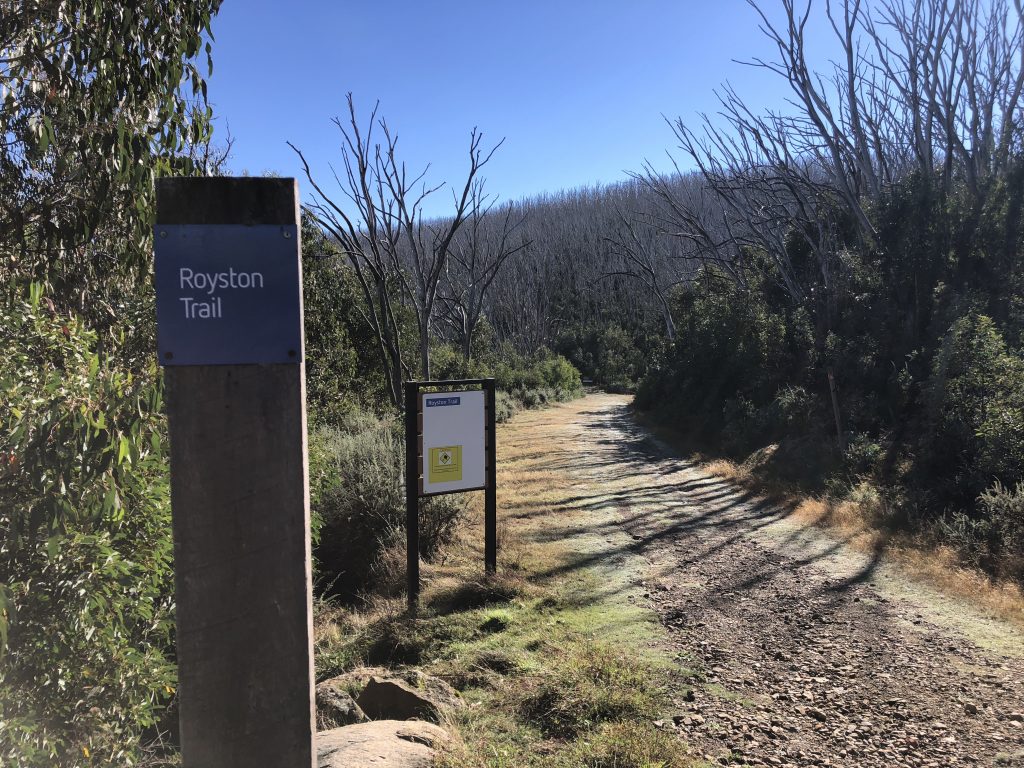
top-left (0, 3), bottom-right (221, 764)
top-left (631, 0), bottom-right (1024, 583)
top-left (309, 414), bottom-right (466, 599)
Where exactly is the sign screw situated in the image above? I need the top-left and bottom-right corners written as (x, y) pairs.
top-left (159, 231), bottom-right (167, 238)
top-left (283, 230), bottom-right (292, 238)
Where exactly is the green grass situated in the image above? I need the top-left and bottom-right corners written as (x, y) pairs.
top-left (313, 560), bottom-right (696, 766)
top-left (312, 561), bottom-right (700, 766)
top-left (704, 683), bottom-right (758, 708)
top-left (313, 400), bottom-right (707, 766)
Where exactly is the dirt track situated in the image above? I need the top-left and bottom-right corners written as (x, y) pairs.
top-left (525, 393), bottom-right (1024, 767)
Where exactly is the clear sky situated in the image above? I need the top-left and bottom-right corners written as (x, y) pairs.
top-left (207, 1), bottom-right (835, 217)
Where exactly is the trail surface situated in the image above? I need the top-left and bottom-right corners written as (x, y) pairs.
top-left (518, 393), bottom-right (1024, 767)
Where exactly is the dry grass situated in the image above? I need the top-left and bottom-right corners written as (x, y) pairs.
top-left (313, 396), bottom-right (698, 766)
top-left (787, 496), bottom-right (1024, 626)
top-left (699, 461), bottom-right (1024, 628)
top-left (701, 458), bottom-right (750, 484)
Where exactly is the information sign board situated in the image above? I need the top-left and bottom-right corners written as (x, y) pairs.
top-left (420, 390), bottom-right (486, 494)
top-left (154, 224), bottom-right (303, 365)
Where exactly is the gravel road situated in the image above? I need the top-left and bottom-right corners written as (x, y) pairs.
top-left (548, 394), bottom-right (1024, 767)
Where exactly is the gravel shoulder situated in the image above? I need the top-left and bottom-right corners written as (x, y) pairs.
top-left (535, 393), bottom-right (1024, 767)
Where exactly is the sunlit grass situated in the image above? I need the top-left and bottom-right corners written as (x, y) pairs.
top-left (314, 396), bottom-right (702, 767)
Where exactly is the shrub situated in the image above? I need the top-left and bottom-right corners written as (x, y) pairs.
top-left (428, 341), bottom-right (583, 418)
top-left (971, 481), bottom-right (1024, 579)
top-left (766, 385), bottom-right (820, 436)
top-left (493, 391), bottom-right (519, 423)
top-left (428, 343), bottom-right (493, 383)
top-left (923, 314), bottom-right (1024, 509)
top-left (843, 433), bottom-right (885, 479)
top-left (309, 414), bottom-right (465, 599)
top-left (555, 323), bottom-right (654, 391)
top-left (635, 271), bottom-right (792, 442)
top-left (535, 353), bottom-right (585, 395)
top-left (0, 293), bottom-right (176, 765)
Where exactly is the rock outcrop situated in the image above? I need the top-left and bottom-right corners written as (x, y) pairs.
top-left (315, 678), bottom-right (368, 729)
top-left (316, 720), bottom-right (449, 768)
top-left (317, 667), bottom-right (462, 724)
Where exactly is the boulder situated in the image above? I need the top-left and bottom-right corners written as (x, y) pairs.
top-left (318, 667), bottom-right (462, 724)
top-left (356, 676), bottom-right (441, 723)
top-left (316, 679), bottom-right (368, 729)
top-left (317, 720), bottom-right (449, 768)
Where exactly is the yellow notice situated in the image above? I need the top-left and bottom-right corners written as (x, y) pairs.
top-left (429, 445), bottom-right (463, 483)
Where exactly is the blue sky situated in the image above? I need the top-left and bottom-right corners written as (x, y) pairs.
top-left (208, 1), bottom-right (835, 216)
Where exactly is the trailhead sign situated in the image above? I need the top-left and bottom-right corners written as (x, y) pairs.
top-left (155, 177), bottom-right (315, 768)
top-left (154, 223), bottom-right (303, 365)
top-left (405, 379), bottom-right (497, 610)
top-left (421, 390), bottom-right (486, 494)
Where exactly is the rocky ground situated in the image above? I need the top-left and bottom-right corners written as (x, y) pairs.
top-left (556, 394), bottom-right (1024, 767)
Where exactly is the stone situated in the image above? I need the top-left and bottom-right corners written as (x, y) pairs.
top-left (806, 707), bottom-right (828, 722)
top-left (317, 720), bottom-right (449, 768)
top-left (356, 676), bottom-right (443, 722)
top-left (316, 679), bottom-right (368, 729)
top-left (318, 667), bottom-right (463, 725)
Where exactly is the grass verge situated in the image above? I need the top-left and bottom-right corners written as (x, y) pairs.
top-left (699, 456), bottom-right (1024, 628)
top-left (634, 406), bottom-right (1024, 631)
top-left (313, 402), bottom-right (704, 767)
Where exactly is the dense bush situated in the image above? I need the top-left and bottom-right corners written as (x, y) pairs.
top-left (309, 414), bottom-right (465, 599)
top-left (0, 294), bottom-right (175, 765)
top-left (922, 314), bottom-right (1024, 508)
top-left (0, 3), bottom-right (221, 764)
top-left (636, 169), bottom-right (1024, 580)
top-left (430, 339), bottom-right (584, 413)
top-left (493, 348), bottom-right (583, 398)
top-left (974, 482), bottom-right (1024, 579)
top-left (635, 271), bottom-right (794, 445)
top-left (556, 324), bottom-right (655, 391)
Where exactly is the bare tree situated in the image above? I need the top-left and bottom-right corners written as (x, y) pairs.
top-left (291, 94), bottom-right (501, 404)
top-left (638, 0), bottom-right (1024, 450)
top-left (604, 204), bottom-right (686, 340)
top-left (386, 130), bottom-right (503, 379)
top-left (438, 180), bottom-right (529, 361)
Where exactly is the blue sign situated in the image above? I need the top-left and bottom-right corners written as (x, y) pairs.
top-left (154, 224), bottom-right (303, 366)
top-left (425, 396), bottom-right (461, 407)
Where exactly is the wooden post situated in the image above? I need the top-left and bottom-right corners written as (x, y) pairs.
top-left (405, 381), bottom-right (420, 613)
top-left (484, 379), bottom-right (497, 574)
top-left (157, 178), bottom-right (315, 767)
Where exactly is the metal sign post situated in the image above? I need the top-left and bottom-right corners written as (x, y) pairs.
top-left (405, 378), bottom-right (497, 612)
top-left (155, 177), bottom-right (315, 768)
